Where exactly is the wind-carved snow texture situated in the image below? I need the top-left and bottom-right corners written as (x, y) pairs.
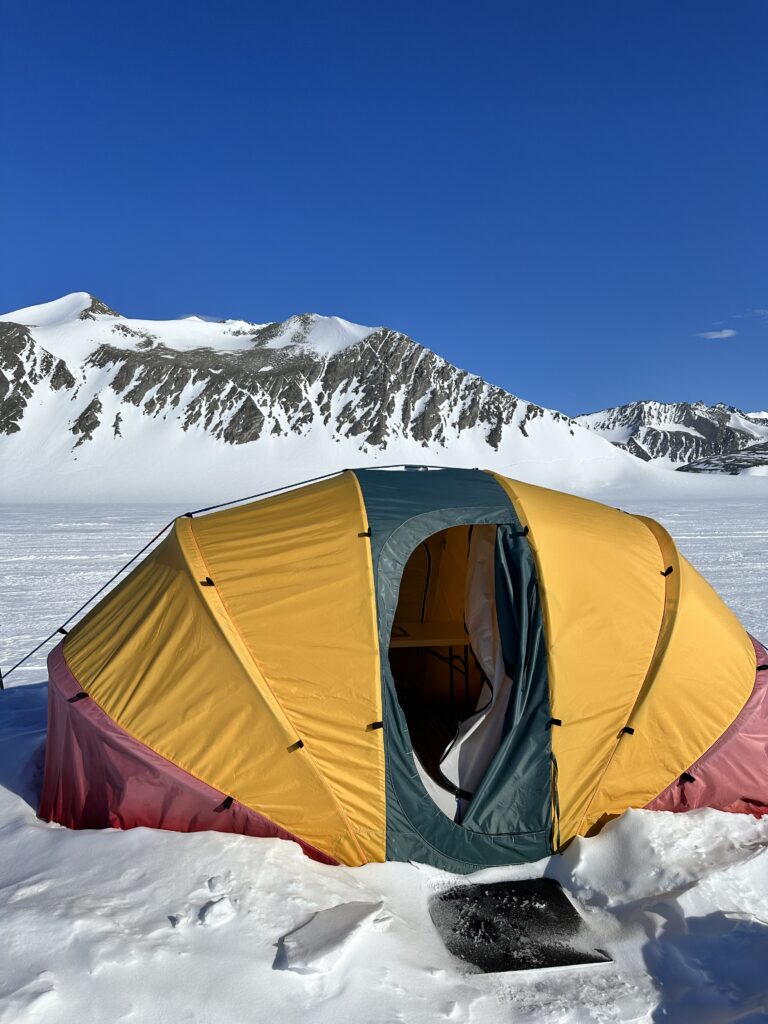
top-left (576, 400), bottom-right (768, 472)
top-left (0, 701), bottom-right (766, 1022)
top-left (0, 502), bottom-right (767, 1021)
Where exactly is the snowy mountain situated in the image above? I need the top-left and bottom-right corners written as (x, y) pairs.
top-left (576, 400), bottom-right (768, 471)
top-left (0, 292), bottom-right (649, 502)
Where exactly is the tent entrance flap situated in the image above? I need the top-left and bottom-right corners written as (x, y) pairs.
top-left (387, 522), bottom-right (552, 836)
top-left (388, 526), bottom-right (487, 812)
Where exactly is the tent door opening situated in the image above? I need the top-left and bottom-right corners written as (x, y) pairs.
top-left (388, 524), bottom-right (519, 822)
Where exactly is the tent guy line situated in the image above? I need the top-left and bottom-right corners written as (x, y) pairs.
top-left (39, 467), bottom-right (768, 869)
top-left (0, 464), bottom-right (453, 686)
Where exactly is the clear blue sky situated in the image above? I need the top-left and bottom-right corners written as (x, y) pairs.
top-left (1, 1), bottom-right (766, 415)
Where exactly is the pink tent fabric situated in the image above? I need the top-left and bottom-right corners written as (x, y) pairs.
top-left (647, 635), bottom-right (768, 816)
top-left (39, 643), bottom-right (338, 864)
top-left (39, 632), bottom-right (768, 853)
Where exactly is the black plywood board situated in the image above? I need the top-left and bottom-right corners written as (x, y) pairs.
top-left (429, 878), bottom-right (612, 973)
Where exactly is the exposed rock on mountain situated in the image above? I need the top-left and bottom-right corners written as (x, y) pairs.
top-left (679, 440), bottom-right (768, 475)
top-left (1, 292), bottom-right (639, 501)
top-left (6, 293), bottom-right (763, 500)
top-left (576, 401), bottom-right (768, 468)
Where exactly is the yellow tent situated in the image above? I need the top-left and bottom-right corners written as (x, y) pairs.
top-left (40, 468), bottom-right (765, 870)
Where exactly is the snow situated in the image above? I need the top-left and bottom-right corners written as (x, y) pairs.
top-left (575, 412), bottom-right (706, 445)
top-left (264, 314), bottom-right (376, 356)
top-left (2, 297), bottom-right (768, 1018)
top-left (276, 900), bottom-right (387, 973)
top-left (0, 292), bottom-right (95, 327)
top-left (0, 688), bottom-right (766, 1022)
top-left (727, 411), bottom-right (768, 438)
top-left (5, 295), bottom-right (768, 501)
top-left (0, 497), bottom-right (767, 1021)
top-left (573, 419), bottom-right (635, 444)
top-left (0, 292), bottom-right (377, 363)
top-left (6, 365), bottom-right (768, 504)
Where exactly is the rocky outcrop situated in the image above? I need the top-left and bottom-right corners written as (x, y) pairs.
top-left (576, 400), bottom-right (768, 466)
top-left (0, 322), bottom-right (76, 435)
top-left (0, 305), bottom-right (574, 457)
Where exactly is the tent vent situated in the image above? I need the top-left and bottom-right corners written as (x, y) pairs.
top-left (200, 577), bottom-right (215, 587)
top-left (287, 739), bottom-right (304, 752)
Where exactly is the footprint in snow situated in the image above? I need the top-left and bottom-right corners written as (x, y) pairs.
top-left (168, 889), bottom-right (237, 929)
top-left (198, 895), bottom-right (236, 927)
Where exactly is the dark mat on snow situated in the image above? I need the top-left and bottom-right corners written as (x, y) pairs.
top-left (428, 878), bottom-right (611, 973)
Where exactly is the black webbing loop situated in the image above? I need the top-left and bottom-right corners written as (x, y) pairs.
top-left (358, 528), bottom-right (372, 538)
top-left (287, 739), bottom-right (304, 752)
top-left (200, 577), bottom-right (215, 587)
top-left (57, 627), bottom-right (69, 636)
top-left (214, 795), bottom-right (234, 812)
top-left (681, 772), bottom-right (696, 784)
top-left (661, 566), bottom-right (674, 577)
top-left (67, 692), bottom-right (89, 703)
top-left (757, 665), bottom-right (768, 672)
top-left (368, 721), bottom-right (384, 730)
top-left (548, 717), bottom-right (562, 727)
top-left (621, 725), bottom-right (635, 735)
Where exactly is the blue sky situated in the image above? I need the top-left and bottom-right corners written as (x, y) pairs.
top-left (1, 1), bottom-right (766, 415)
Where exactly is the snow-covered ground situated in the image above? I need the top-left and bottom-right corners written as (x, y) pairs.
top-left (0, 498), bottom-right (766, 1023)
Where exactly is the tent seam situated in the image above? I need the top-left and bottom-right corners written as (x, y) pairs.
top-left (184, 507), bottom-right (369, 865)
top-left (54, 646), bottom-right (338, 862)
top-left (679, 635), bottom-right (761, 771)
top-left (347, 470), bottom-right (387, 861)
top-left (574, 515), bottom-right (675, 835)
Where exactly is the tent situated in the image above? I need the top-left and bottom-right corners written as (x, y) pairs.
top-left (40, 468), bottom-right (768, 870)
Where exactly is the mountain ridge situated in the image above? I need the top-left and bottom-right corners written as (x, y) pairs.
top-left (575, 400), bottom-right (768, 472)
top-left (2, 292), bottom-right (638, 502)
top-left (2, 294), bottom-right (766, 502)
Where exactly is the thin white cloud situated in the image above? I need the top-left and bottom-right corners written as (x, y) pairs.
top-left (697, 328), bottom-right (737, 340)
top-left (753, 309), bottom-right (768, 319)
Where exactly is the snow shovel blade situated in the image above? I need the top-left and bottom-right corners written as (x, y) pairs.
top-left (428, 877), bottom-right (611, 973)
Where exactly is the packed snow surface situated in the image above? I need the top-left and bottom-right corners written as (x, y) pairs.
top-left (0, 496), bottom-right (767, 1021)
